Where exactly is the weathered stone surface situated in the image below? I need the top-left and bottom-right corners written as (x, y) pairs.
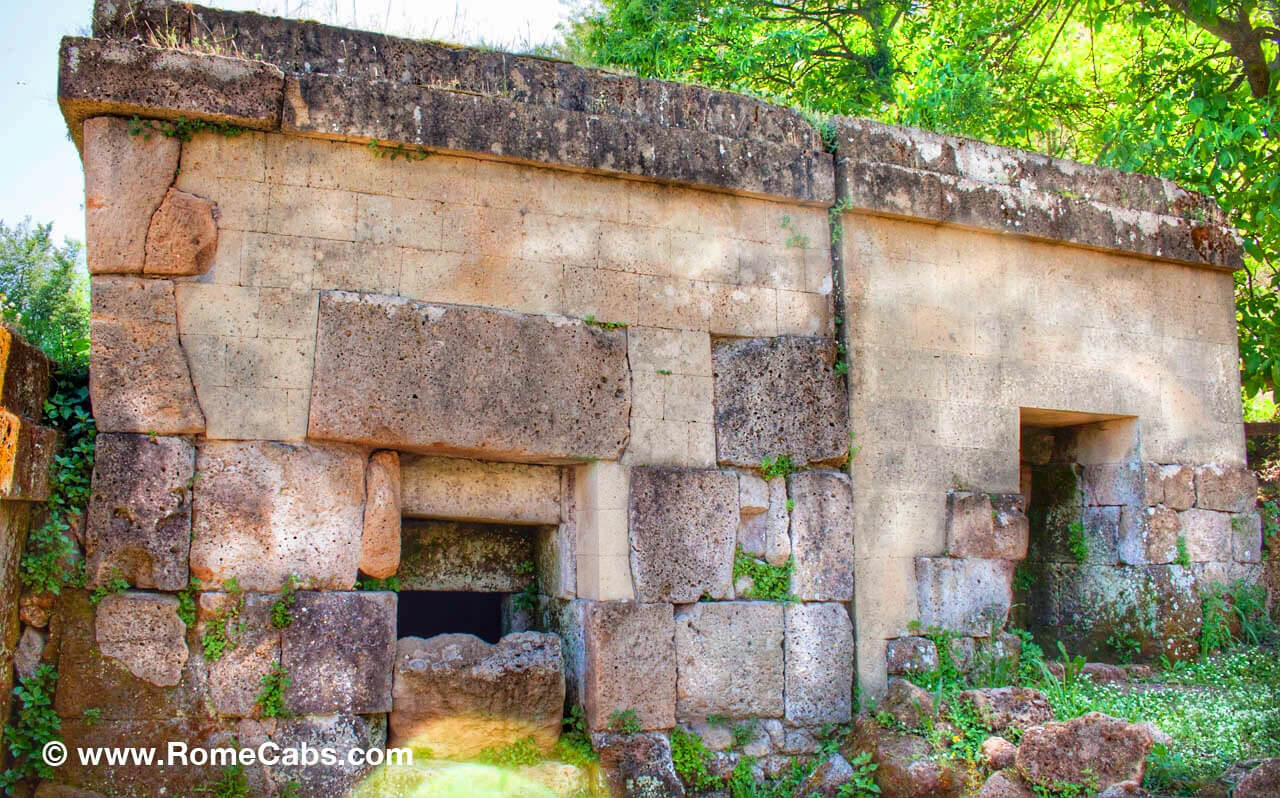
top-left (980, 737), bottom-right (1018, 770)
top-left (712, 337), bottom-right (850, 468)
top-left (390, 632), bottom-right (564, 757)
top-left (1195, 464), bottom-right (1258, 513)
top-left (1235, 759), bottom-right (1280, 798)
top-left (197, 592), bottom-right (280, 717)
top-left (144, 187), bottom-right (217, 276)
top-left (596, 732), bottom-right (686, 798)
top-left (0, 325), bottom-right (51, 419)
top-left (788, 470), bottom-right (854, 601)
top-left (1016, 713), bottom-right (1153, 791)
top-left (34, 784), bottom-right (108, 798)
top-left (946, 492), bottom-right (995, 556)
top-left (882, 678), bottom-right (934, 728)
top-left (1097, 781), bottom-right (1149, 797)
top-left (190, 440), bottom-right (366, 590)
top-left (845, 719), bottom-right (964, 798)
top-left (739, 472), bottom-right (769, 514)
top-left (916, 557), bottom-right (1014, 636)
top-left (1082, 462), bottom-right (1143, 507)
top-left (1143, 463), bottom-right (1195, 510)
top-left (886, 636), bottom-right (939, 675)
top-left (281, 591), bottom-right (396, 714)
top-left (629, 467), bottom-right (736, 603)
top-left (0, 410), bottom-right (59, 501)
top-left (360, 450), bottom-right (400, 579)
top-left (785, 602), bottom-right (853, 724)
top-left (84, 434), bottom-right (193, 591)
top-left (1118, 505), bottom-right (1180, 565)
top-left (267, 714), bottom-right (387, 795)
top-left (20, 591), bottom-right (54, 628)
top-left (15, 625), bottom-right (48, 681)
top-left (1178, 508), bottom-right (1233, 562)
top-left (398, 519), bottom-right (537, 592)
top-left (400, 455), bottom-right (562, 524)
top-left (1232, 512), bottom-right (1263, 563)
top-left (89, 276), bottom-right (205, 434)
top-left (59, 39), bottom-right (284, 151)
top-left (95, 592), bottom-right (189, 687)
top-left (738, 477), bottom-right (792, 567)
top-left (1083, 662), bottom-right (1129, 683)
top-left (992, 494), bottom-right (1030, 559)
top-left (674, 601), bottom-right (784, 720)
top-left (82, 116), bottom-right (179, 274)
top-left (960, 687), bottom-right (1053, 731)
top-left (796, 753), bottom-right (856, 797)
top-left (309, 292), bottom-right (630, 461)
top-left (583, 601), bottom-right (675, 732)
top-left (975, 771), bottom-right (1035, 798)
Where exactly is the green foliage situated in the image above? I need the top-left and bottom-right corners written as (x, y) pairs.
top-left (279, 782), bottom-right (302, 798)
top-left (837, 751), bottom-right (881, 796)
top-left (608, 708), bottom-right (642, 734)
top-left (473, 735), bottom-right (542, 768)
top-left (730, 719), bottom-right (758, 749)
top-left (582, 314), bottom-right (627, 330)
top-left (1261, 499), bottom-right (1280, 541)
top-left (727, 755), bottom-right (758, 798)
top-left (20, 383), bottom-right (94, 595)
top-left (271, 574), bottom-right (299, 629)
top-left (1013, 562), bottom-right (1035, 592)
top-left (0, 219), bottom-right (89, 372)
top-left (779, 215), bottom-right (810, 248)
top-left (1201, 579), bottom-right (1276, 658)
top-left (88, 575), bottom-right (130, 606)
top-left (669, 726), bottom-right (718, 791)
top-left (366, 138), bottom-right (431, 161)
top-left (195, 764), bottom-right (250, 797)
top-left (176, 577), bottom-right (202, 628)
top-left (513, 560), bottom-right (540, 612)
top-left (732, 547), bottom-right (797, 602)
top-left (201, 580), bottom-right (246, 663)
top-left (656, 368), bottom-right (673, 375)
top-left (356, 575), bottom-right (401, 591)
top-left (759, 454), bottom-right (798, 480)
top-left (0, 665), bottom-right (60, 787)
top-left (256, 661), bottom-right (290, 718)
top-left (81, 707), bottom-right (101, 727)
top-left (129, 115), bottom-right (246, 144)
top-left (554, 705), bottom-right (599, 768)
top-left (1106, 631), bottom-right (1142, 665)
top-left (1176, 535), bottom-right (1192, 567)
top-left (1066, 520), bottom-right (1089, 562)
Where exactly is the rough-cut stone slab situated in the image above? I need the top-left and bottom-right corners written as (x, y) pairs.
top-left (1177, 508), bottom-right (1232, 562)
top-left (266, 714), bottom-right (387, 795)
top-left (0, 325), bottom-right (51, 420)
top-left (0, 410), bottom-right (59, 502)
top-left (95, 593), bottom-right (188, 687)
top-left (1016, 712), bottom-right (1153, 791)
top-left (712, 337), bottom-right (850, 467)
top-left (584, 601), bottom-right (675, 732)
top-left (281, 591), bottom-right (396, 714)
top-left (197, 592), bottom-right (280, 717)
top-left (1232, 512), bottom-right (1263, 563)
top-left (15, 626), bottom-right (49, 682)
top-left (85, 434), bottom-right (194, 591)
top-left (1235, 759), bottom-right (1280, 798)
top-left (59, 39), bottom-right (284, 151)
top-left (596, 732), bottom-right (686, 798)
top-left (788, 470), bottom-right (854, 601)
top-left (959, 687), bottom-right (1053, 731)
top-left (390, 633), bottom-right (564, 757)
top-left (89, 276), bottom-right (205, 434)
top-left (144, 187), bottom-right (218, 276)
top-left (674, 601), bottom-right (783, 720)
top-left (1143, 463), bottom-right (1195, 510)
top-left (886, 637), bottom-right (939, 675)
top-left (308, 292), bottom-right (630, 462)
top-left (360, 450), bottom-right (400, 579)
top-left (737, 477), bottom-right (791, 566)
top-left (190, 441), bottom-right (366, 590)
top-left (916, 557), bottom-right (1014, 636)
top-left (1195, 464), bottom-right (1258, 513)
top-left (400, 455), bottom-right (562, 524)
top-left (1118, 505), bottom-right (1180, 565)
top-left (949, 493), bottom-right (1029, 560)
top-left (784, 602), bottom-right (853, 724)
top-left (398, 519), bottom-right (537, 592)
top-left (846, 718), bottom-right (964, 797)
top-left (975, 771), bottom-right (1034, 797)
top-left (882, 678), bottom-right (935, 728)
top-left (628, 467), bottom-right (736, 603)
top-left (82, 116), bottom-right (179, 274)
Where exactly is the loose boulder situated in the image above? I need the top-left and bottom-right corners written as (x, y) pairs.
top-left (959, 687), bottom-right (1053, 731)
top-left (1016, 712), bottom-right (1153, 791)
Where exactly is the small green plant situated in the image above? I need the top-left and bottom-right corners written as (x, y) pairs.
top-left (356, 575), bottom-right (401, 591)
top-left (656, 368), bottom-right (672, 375)
top-left (88, 574), bottom-right (131, 606)
top-left (279, 782), bottom-right (302, 798)
top-left (129, 115), bottom-right (246, 143)
top-left (785, 498), bottom-right (795, 513)
top-left (828, 197), bottom-right (856, 244)
top-left (1260, 499), bottom-right (1279, 541)
top-left (670, 726), bottom-right (718, 791)
top-left (759, 453), bottom-right (798, 480)
top-left (1106, 631), bottom-right (1142, 664)
top-left (195, 764), bottom-right (250, 797)
top-left (837, 750), bottom-right (881, 796)
top-left (608, 708), bottom-right (642, 734)
top-left (730, 719), bottom-right (758, 749)
top-left (1175, 535), bottom-right (1192, 567)
top-left (847, 432), bottom-right (861, 463)
top-left (201, 580), bottom-right (246, 663)
top-left (1066, 520), bottom-right (1089, 562)
top-left (583, 314), bottom-right (627, 330)
top-left (474, 735), bottom-right (542, 767)
top-left (271, 574), bottom-right (299, 629)
top-left (554, 705), bottom-right (598, 767)
top-left (1013, 562), bottom-right (1035, 592)
top-left (0, 665), bottom-right (61, 787)
top-left (82, 707), bottom-right (101, 727)
top-left (256, 661), bottom-right (290, 719)
top-left (834, 359), bottom-right (849, 376)
top-left (779, 214), bottom-right (811, 248)
top-left (366, 138), bottom-right (430, 161)
top-left (727, 754), bottom-right (758, 798)
top-left (176, 576), bottom-right (202, 628)
top-left (732, 547), bottom-right (797, 602)
top-left (512, 560), bottom-right (540, 612)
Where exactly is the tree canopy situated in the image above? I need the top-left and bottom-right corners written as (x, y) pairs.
top-left (562, 0), bottom-right (1280, 409)
top-left (0, 219), bottom-right (90, 374)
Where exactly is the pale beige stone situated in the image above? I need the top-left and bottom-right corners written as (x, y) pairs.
top-left (583, 602), bottom-right (675, 732)
top-left (674, 601), bottom-right (784, 720)
top-left (267, 183), bottom-right (358, 240)
top-left (1178, 508), bottom-right (1232, 562)
top-left (784, 602), bottom-right (853, 724)
top-left (95, 593), bottom-right (188, 687)
top-left (355, 193), bottom-right (442, 250)
top-left (83, 116), bottom-right (180, 274)
top-left (144, 188), bottom-right (218, 276)
top-left (400, 455), bottom-right (561, 524)
top-left (360, 451), bottom-right (401, 579)
top-left (739, 472), bottom-right (769, 515)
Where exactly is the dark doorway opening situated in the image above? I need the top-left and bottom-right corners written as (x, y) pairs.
top-left (397, 590), bottom-right (507, 643)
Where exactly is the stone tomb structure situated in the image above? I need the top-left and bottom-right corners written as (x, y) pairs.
top-left (35, 0), bottom-right (1259, 791)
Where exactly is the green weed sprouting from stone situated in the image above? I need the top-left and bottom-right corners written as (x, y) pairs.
top-left (271, 574), bottom-right (299, 629)
top-left (670, 726), bottom-right (718, 791)
top-left (608, 708), bottom-right (642, 734)
top-left (828, 197), bottom-right (856, 245)
top-left (1066, 520), bottom-right (1089, 562)
top-left (201, 579), bottom-right (246, 663)
top-left (128, 115), bottom-right (246, 143)
top-left (176, 576), bottom-right (202, 628)
top-left (474, 734), bottom-right (542, 767)
top-left (0, 665), bottom-right (61, 788)
top-left (356, 575), bottom-right (401, 591)
top-left (1013, 562), bottom-right (1035, 592)
top-left (1261, 499), bottom-right (1279, 541)
top-left (82, 708), bottom-right (101, 727)
top-left (583, 314), bottom-right (627, 330)
top-left (732, 547), bottom-right (797, 603)
top-left (554, 705), bottom-right (598, 767)
top-left (512, 560), bottom-right (540, 612)
top-left (89, 574), bottom-right (131, 606)
top-left (836, 751), bottom-right (880, 797)
top-left (730, 719), bottom-right (758, 749)
top-left (1106, 631), bottom-right (1142, 664)
top-left (779, 215), bottom-right (810, 248)
top-left (656, 368), bottom-right (672, 375)
top-left (834, 359), bottom-right (849, 376)
top-left (279, 782), bottom-right (302, 798)
top-left (195, 764), bottom-right (250, 797)
top-left (366, 138), bottom-right (431, 161)
top-left (256, 661), bottom-right (290, 718)
top-left (1175, 535), bottom-right (1192, 567)
top-left (759, 453), bottom-right (799, 480)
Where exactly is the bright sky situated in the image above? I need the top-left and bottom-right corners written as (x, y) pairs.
top-left (0, 0), bottom-right (577, 247)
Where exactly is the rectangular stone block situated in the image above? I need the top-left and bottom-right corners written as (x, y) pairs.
top-left (197, 592), bottom-right (280, 717)
top-left (400, 455), bottom-right (562, 524)
top-left (583, 601), bottom-right (676, 732)
top-left (1143, 463), bottom-right (1195, 510)
top-left (916, 557), bottom-right (1014, 636)
top-left (628, 467), bottom-right (737, 603)
top-left (281, 591), bottom-right (396, 714)
top-left (1195, 464), bottom-right (1258, 513)
top-left (190, 440), bottom-right (366, 590)
top-left (1178, 508), bottom-right (1233, 562)
top-left (1082, 462), bottom-right (1143, 506)
top-left (398, 519), bottom-right (538, 592)
top-left (784, 603), bottom-right (853, 724)
top-left (674, 601), bottom-right (784, 720)
top-left (1232, 512), bottom-right (1263, 563)
top-left (712, 336), bottom-right (850, 467)
top-left (308, 292), bottom-right (631, 462)
top-left (85, 434), bottom-right (194, 590)
top-left (0, 326), bottom-right (51, 420)
top-left (1118, 505), bottom-right (1180, 565)
top-left (95, 592), bottom-right (189, 687)
top-left (0, 411), bottom-right (58, 502)
top-left (788, 470), bottom-right (854, 601)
